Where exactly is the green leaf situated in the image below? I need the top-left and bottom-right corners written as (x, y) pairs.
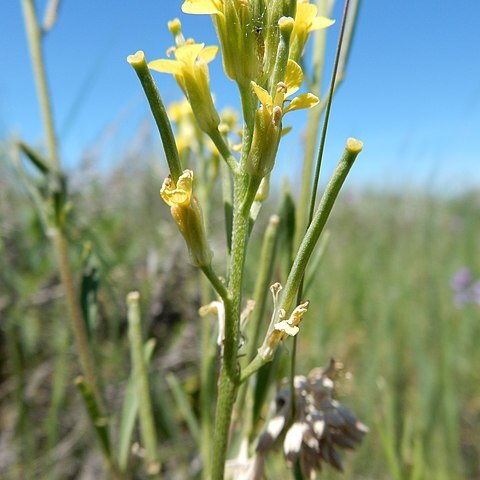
top-left (279, 181), bottom-right (296, 268)
top-left (18, 141), bottom-right (51, 175)
top-left (79, 243), bottom-right (100, 339)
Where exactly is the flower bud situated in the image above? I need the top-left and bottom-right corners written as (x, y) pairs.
top-left (170, 197), bottom-right (212, 267)
top-left (168, 18), bottom-right (186, 47)
top-left (262, 0), bottom-right (297, 81)
top-left (245, 105), bottom-right (282, 178)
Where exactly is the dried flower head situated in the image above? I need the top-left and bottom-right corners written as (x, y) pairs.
top-left (256, 360), bottom-right (368, 477)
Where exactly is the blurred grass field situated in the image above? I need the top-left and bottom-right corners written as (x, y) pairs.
top-left (1, 146), bottom-right (479, 478)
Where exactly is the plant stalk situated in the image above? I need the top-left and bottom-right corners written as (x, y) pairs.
top-left (127, 292), bottom-right (161, 476)
top-left (127, 50), bottom-right (183, 183)
top-left (52, 231), bottom-right (104, 408)
top-left (21, 0), bottom-right (59, 170)
top-left (240, 140), bottom-right (362, 382)
top-left (211, 80), bottom-right (258, 478)
top-left (21, 0), bottom-right (104, 411)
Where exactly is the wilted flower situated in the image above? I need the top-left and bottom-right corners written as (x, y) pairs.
top-left (258, 283), bottom-right (310, 360)
top-left (256, 360), bottom-right (368, 477)
top-left (161, 170), bottom-right (212, 266)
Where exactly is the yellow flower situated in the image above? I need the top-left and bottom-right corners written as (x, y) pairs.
top-left (149, 43), bottom-right (220, 133)
top-left (160, 170), bottom-right (212, 267)
top-left (251, 59), bottom-right (319, 117)
top-left (182, 0), bottom-right (261, 83)
top-left (246, 59), bottom-right (319, 178)
top-left (160, 169), bottom-right (193, 207)
top-left (182, 0), bottom-right (224, 15)
top-left (246, 59), bottom-right (317, 178)
top-left (290, 0), bottom-right (335, 62)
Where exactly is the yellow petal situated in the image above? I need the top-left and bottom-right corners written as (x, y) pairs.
top-left (284, 59), bottom-right (303, 97)
top-left (309, 16), bottom-right (335, 32)
top-left (289, 300), bottom-right (309, 326)
top-left (295, 3), bottom-right (318, 26)
top-left (283, 93), bottom-right (319, 114)
top-left (198, 45), bottom-right (219, 64)
top-left (181, 0), bottom-right (223, 15)
top-left (274, 320), bottom-right (299, 337)
top-left (174, 43), bottom-right (205, 66)
top-left (160, 170), bottom-right (193, 207)
top-left (281, 126), bottom-right (292, 137)
top-left (251, 81), bottom-right (272, 108)
top-left (148, 59), bottom-right (182, 75)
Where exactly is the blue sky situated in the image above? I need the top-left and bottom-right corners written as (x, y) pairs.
top-left (2, 0), bottom-right (480, 191)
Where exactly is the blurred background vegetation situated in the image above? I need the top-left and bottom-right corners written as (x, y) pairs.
top-left (2, 0), bottom-right (480, 479)
top-left (2, 137), bottom-right (479, 477)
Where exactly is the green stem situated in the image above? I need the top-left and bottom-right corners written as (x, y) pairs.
top-left (199, 306), bottom-right (216, 480)
top-left (234, 214), bottom-right (280, 436)
top-left (201, 264), bottom-right (229, 303)
top-left (127, 51), bottom-right (183, 183)
top-left (211, 371), bottom-right (238, 479)
top-left (290, 0), bottom-right (355, 422)
top-left (225, 176), bottom-right (249, 379)
top-left (210, 75), bottom-right (259, 480)
top-left (21, 0), bottom-right (105, 412)
top-left (294, 106), bottom-right (323, 252)
top-left (246, 215), bottom-right (281, 363)
top-left (240, 140), bottom-right (362, 382)
top-left (294, 0), bottom-right (359, 252)
top-left (52, 231), bottom-right (104, 409)
top-left (208, 128), bottom-right (239, 173)
top-left (211, 172), bottom-right (260, 478)
top-left (306, 0), bottom-right (353, 225)
top-left (21, 0), bottom-right (59, 170)
top-left (237, 81), bottom-right (256, 169)
top-left (127, 292), bottom-right (161, 476)
top-left (221, 161), bottom-right (234, 254)
top-left (281, 139), bottom-right (362, 313)
top-left (196, 171), bottom-right (215, 479)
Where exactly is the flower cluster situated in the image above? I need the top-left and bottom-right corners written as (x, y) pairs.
top-left (181, 0), bottom-right (333, 85)
top-left (256, 360), bottom-right (368, 477)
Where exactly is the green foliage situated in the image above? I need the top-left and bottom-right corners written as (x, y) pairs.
top-left (2, 150), bottom-right (479, 478)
